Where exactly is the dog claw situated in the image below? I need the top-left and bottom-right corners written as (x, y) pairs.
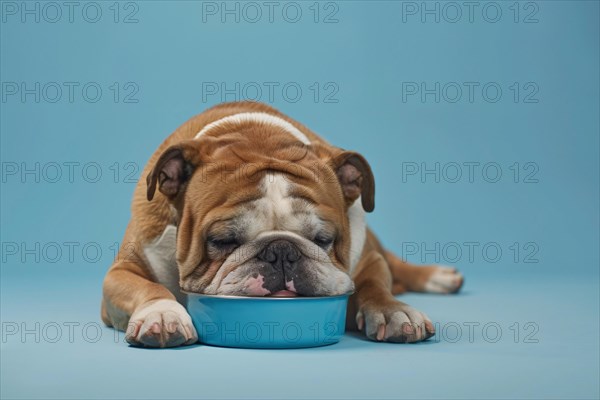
top-left (377, 324), bottom-right (386, 341)
top-left (357, 315), bottom-right (364, 331)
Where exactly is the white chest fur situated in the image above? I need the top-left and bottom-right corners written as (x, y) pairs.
top-left (142, 225), bottom-right (186, 304)
top-left (348, 198), bottom-right (367, 275)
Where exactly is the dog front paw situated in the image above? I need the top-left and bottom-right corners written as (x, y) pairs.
top-left (126, 299), bottom-right (198, 348)
top-left (356, 301), bottom-right (435, 343)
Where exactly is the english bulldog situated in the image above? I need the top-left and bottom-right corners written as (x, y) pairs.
top-left (101, 101), bottom-right (463, 347)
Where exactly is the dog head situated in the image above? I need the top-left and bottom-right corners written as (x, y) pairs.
top-left (146, 118), bottom-right (374, 297)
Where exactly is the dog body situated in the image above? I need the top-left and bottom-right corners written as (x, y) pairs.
top-left (101, 101), bottom-right (463, 347)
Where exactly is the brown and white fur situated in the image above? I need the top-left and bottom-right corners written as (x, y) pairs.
top-left (101, 101), bottom-right (463, 347)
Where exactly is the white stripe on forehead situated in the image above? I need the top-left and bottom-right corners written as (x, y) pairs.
top-left (194, 112), bottom-right (311, 145)
top-left (236, 173), bottom-right (323, 240)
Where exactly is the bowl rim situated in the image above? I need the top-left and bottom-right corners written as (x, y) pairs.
top-left (182, 290), bottom-right (354, 300)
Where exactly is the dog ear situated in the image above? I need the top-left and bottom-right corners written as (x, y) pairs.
top-left (331, 151), bottom-right (375, 212)
top-left (146, 141), bottom-right (201, 201)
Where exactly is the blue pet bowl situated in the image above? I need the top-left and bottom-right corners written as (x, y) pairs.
top-left (186, 293), bottom-right (352, 349)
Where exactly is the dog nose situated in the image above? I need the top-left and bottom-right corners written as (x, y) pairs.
top-left (257, 240), bottom-right (301, 264)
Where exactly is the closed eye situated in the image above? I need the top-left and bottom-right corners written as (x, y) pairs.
top-left (208, 237), bottom-right (238, 248)
top-left (206, 235), bottom-right (240, 258)
top-left (313, 234), bottom-right (334, 248)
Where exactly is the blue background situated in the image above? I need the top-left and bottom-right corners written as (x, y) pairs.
top-left (1, 1), bottom-right (598, 398)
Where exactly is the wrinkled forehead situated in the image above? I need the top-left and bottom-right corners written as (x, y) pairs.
top-left (211, 173), bottom-right (334, 241)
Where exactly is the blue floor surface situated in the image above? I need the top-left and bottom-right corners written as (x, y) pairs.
top-left (2, 265), bottom-right (598, 399)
